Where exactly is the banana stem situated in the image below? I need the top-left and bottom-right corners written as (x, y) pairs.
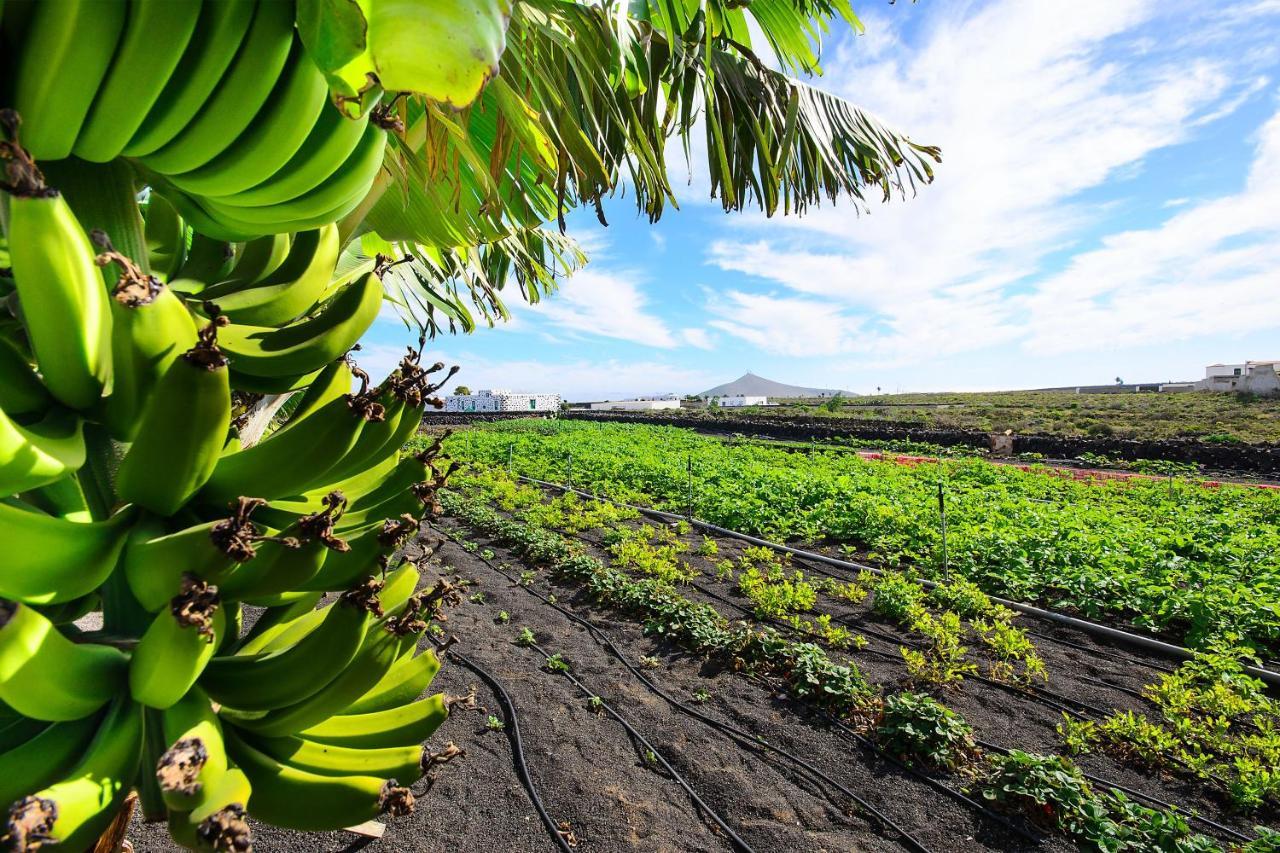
top-left (38, 157), bottom-right (150, 274)
top-left (78, 425), bottom-right (118, 521)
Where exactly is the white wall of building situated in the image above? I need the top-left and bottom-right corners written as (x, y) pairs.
top-left (588, 398), bottom-right (681, 411)
top-left (712, 395), bottom-right (768, 407)
top-left (445, 389), bottom-right (561, 412)
top-left (1196, 362), bottom-right (1280, 394)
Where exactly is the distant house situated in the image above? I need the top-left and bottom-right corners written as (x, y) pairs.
top-left (587, 396), bottom-right (681, 412)
top-left (445, 389), bottom-right (561, 412)
top-left (711, 394), bottom-right (767, 407)
top-left (1196, 362), bottom-right (1280, 395)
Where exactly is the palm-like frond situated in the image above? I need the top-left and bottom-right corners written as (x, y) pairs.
top-left (356, 0), bottom-right (938, 331)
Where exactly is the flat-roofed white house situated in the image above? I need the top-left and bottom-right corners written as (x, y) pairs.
top-left (445, 389), bottom-right (561, 412)
top-left (711, 394), bottom-right (768, 407)
top-left (587, 396), bottom-right (681, 411)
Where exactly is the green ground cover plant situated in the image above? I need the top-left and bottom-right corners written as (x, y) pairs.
top-left (429, 422), bottom-right (1280, 656)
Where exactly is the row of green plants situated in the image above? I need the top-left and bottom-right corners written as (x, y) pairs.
top-left (1060, 647), bottom-right (1280, 812)
top-left (440, 486), bottom-right (1278, 851)
top-left (429, 422), bottom-right (1280, 656)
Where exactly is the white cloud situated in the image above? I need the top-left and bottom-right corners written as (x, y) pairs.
top-left (528, 268), bottom-right (677, 347)
top-left (701, 0), bottom-right (1280, 362)
top-left (680, 327), bottom-right (714, 349)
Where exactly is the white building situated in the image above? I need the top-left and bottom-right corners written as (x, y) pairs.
top-left (1196, 362), bottom-right (1280, 395)
top-left (588, 396), bottom-right (681, 412)
top-left (710, 394), bottom-right (768, 407)
top-left (445, 389), bottom-right (561, 413)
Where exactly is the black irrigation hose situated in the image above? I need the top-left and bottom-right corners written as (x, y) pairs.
top-left (522, 640), bottom-right (756, 853)
top-left (972, 737), bottom-right (1254, 845)
top-left (512, 474), bottom-right (1280, 689)
top-left (444, 531), bottom-right (935, 853)
top-left (1023, 628), bottom-right (1177, 675)
top-left (448, 650), bottom-right (575, 853)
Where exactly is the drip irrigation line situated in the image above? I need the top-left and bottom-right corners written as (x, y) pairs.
top-left (442, 523), bottom-right (1038, 851)
top-left (443, 531), bottom-right (935, 853)
top-left (1022, 628), bottom-right (1176, 675)
top-left (511, 474), bottom-right (1280, 690)
top-left (448, 650), bottom-right (574, 853)
top-left (1075, 674), bottom-right (1148, 701)
top-left (522, 640), bottom-right (756, 853)
top-left (972, 738), bottom-right (1253, 845)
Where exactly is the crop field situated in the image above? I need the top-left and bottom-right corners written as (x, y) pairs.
top-left (722, 390), bottom-right (1280, 443)
top-left (385, 435), bottom-right (1280, 851)
top-left (438, 420), bottom-right (1280, 660)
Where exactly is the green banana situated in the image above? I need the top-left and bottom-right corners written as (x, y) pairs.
top-left (129, 580), bottom-right (225, 709)
top-left (298, 518), bottom-right (405, 592)
top-left (299, 694), bottom-right (449, 750)
top-left (200, 391), bottom-right (379, 504)
top-left (347, 648), bottom-right (442, 716)
top-left (123, 0), bottom-right (255, 156)
top-left (123, 501), bottom-right (272, 612)
top-left (0, 502), bottom-right (131, 605)
top-left (217, 536), bottom-right (330, 600)
top-left (165, 768), bottom-right (253, 851)
top-left (0, 335), bottom-right (50, 415)
top-left (0, 712), bottom-right (101, 807)
top-left (138, 0), bottom-right (294, 175)
top-left (0, 715), bottom-right (49, 753)
top-left (216, 271), bottom-right (384, 378)
top-left (200, 584), bottom-right (379, 712)
top-left (281, 358), bottom-right (353, 430)
top-left (20, 474), bottom-right (92, 523)
top-left (142, 193), bottom-right (188, 280)
top-left (231, 592), bottom-right (323, 656)
top-left (0, 600), bottom-right (128, 721)
top-left (166, 38), bottom-right (330, 199)
top-left (223, 727), bottom-right (414, 831)
top-left (10, 0), bottom-right (127, 160)
top-left (156, 687), bottom-right (228, 812)
top-left (0, 409), bottom-right (85, 497)
top-left (200, 224), bottom-right (339, 327)
top-left (203, 122), bottom-right (388, 224)
top-left (211, 232), bottom-right (292, 293)
top-left (116, 318), bottom-right (232, 515)
top-left (101, 261), bottom-right (200, 442)
top-left (228, 365), bottom-right (325, 395)
top-left (73, 0), bottom-right (202, 162)
top-left (246, 733), bottom-right (425, 784)
top-left (5, 182), bottom-right (113, 410)
top-left (172, 234), bottom-right (236, 291)
top-left (3, 700), bottom-right (143, 850)
top-left (204, 96), bottom-right (375, 207)
top-left (231, 607), bottom-right (425, 738)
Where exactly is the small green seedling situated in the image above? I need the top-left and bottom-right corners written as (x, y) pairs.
top-left (515, 627), bottom-right (536, 646)
top-left (495, 610), bottom-right (510, 624)
top-left (544, 653), bottom-right (570, 673)
top-left (485, 715), bottom-right (505, 731)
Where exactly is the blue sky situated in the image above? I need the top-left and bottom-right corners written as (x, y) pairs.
top-left (360, 0), bottom-right (1280, 401)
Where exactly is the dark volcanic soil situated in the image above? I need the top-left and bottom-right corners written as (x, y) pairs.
top-left (125, 492), bottom-right (1276, 852)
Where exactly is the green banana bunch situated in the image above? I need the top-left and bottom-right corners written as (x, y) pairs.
top-left (72, 0), bottom-right (203, 163)
top-left (129, 578), bottom-right (224, 709)
top-left (199, 224), bottom-right (339, 326)
top-left (200, 582), bottom-right (382, 712)
top-left (97, 242), bottom-right (200, 441)
top-left (243, 733), bottom-right (425, 785)
top-left (172, 234), bottom-right (236, 291)
top-left (0, 409), bottom-right (85, 496)
top-left (201, 380), bottom-right (386, 504)
top-left (116, 316), bottom-right (232, 515)
top-left (223, 727), bottom-right (415, 832)
top-left (9, 0), bottom-right (127, 160)
top-left (3, 699), bottom-right (144, 850)
top-left (211, 232), bottom-right (293, 293)
top-left (347, 647), bottom-right (443, 716)
top-left (0, 502), bottom-right (131, 605)
top-left (3, 151), bottom-right (113, 410)
top-left (281, 357), bottom-right (354, 429)
top-left (123, 499), bottom-right (273, 612)
top-left (215, 270), bottom-right (385, 378)
top-left (0, 600), bottom-right (128, 721)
